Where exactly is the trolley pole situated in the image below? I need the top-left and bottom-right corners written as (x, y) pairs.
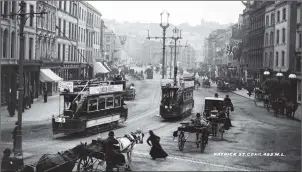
top-left (1, 1), bottom-right (47, 157)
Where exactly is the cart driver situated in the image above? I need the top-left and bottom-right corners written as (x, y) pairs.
top-left (193, 113), bottom-right (209, 145)
top-left (104, 131), bottom-right (126, 169)
top-left (130, 83), bottom-right (135, 89)
top-left (214, 93), bottom-right (219, 98)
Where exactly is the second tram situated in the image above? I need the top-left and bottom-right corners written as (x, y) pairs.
top-left (159, 77), bottom-right (195, 119)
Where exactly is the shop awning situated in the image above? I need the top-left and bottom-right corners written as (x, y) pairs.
top-left (103, 62), bottom-right (112, 72)
top-left (40, 69), bottom-right (63, 82)
top-left (94, 62), bottom-right (109, 74)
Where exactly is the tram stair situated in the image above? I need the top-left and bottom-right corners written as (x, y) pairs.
top-left (75, 81), bottom-right (89, 113)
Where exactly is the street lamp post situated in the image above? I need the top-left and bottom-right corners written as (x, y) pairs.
top-left (147, 11), bottom-right (170, 79)
top-left (1, 1), bottom-right (47, 157)
top-left (169, 41), bottom-right (174, 78)
top-left (263, 69), bottom-right (270, 82)
top-left (171, 27), bottom-right (182, 86)
top-left (289, 73), bottom-right (297, 102)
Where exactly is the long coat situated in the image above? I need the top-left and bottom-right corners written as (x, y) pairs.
top-left (147, 135), bottom-right (168, 159)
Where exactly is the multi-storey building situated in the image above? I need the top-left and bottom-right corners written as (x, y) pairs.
top-left (36, 1), bottom-right (58, 96)
top-left (183, 45), bottom-right (195, 70)
top-left (104, 30), bottom-right (117, 62)
top-left (0, 1), bottom-right (38, 105)
top-left (141, 39), bottom-right (162, 65)
top-left (56, 1), bottom-right (81, 81)
top-left (295, 1), bottom-right (301, 103)
top-left (263, 3), bottom-right (275, 70)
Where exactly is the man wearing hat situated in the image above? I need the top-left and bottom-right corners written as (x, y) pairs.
top-left (12, 122), bottom-right (18, 152)
top-left (1, 148), bottom-right (15, 172)
top-left (104, 131), bottom-right (125, 170)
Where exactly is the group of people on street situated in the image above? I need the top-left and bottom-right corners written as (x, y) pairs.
top-left (103, 130), bottom-right (168, 171)
top-left (7, 88), bottom-right (35, 117)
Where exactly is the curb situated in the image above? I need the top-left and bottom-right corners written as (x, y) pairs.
top-left (0, 94), bottom-right (60, 111)
top-left (232, 91), bottom-right (254, 100)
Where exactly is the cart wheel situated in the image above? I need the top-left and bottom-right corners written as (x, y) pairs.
top-left (93, 159), bottom-right (106, 172)
top-left (77, 156), bottom-right (94, 172)
top-left (178, 132), bottom-right (185, 151)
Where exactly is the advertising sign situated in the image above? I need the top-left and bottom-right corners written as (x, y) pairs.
top-left (89, 84), bottom-right (123, 94)
top-left (59, 81), bottom-right (74, 92)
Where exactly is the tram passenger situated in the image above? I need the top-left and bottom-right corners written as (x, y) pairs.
top-left (104, 131), bottom-right (125, 169)
top-left (214, 93), bottom-right (219, 98)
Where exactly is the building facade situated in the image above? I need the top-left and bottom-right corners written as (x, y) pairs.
top-left (263, 3), bottom-right (275, 70)
top-left (104, 30), bottom-right (117, 62)
top-left (295, 1), bottom-right (301, 103)
top-left (1, 1), bottom-right (39, 106)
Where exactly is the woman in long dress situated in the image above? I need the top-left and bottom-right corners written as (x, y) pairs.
top-left (147, 130), bottom-right (168, 160)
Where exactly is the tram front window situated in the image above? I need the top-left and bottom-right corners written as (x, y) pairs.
top-left (161, 89), bottom-right (177, 105)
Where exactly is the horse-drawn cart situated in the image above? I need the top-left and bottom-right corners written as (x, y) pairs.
top-left (173, 121), bottom-right (208, 153)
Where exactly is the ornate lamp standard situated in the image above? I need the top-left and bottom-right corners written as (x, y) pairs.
top-left (263, 69), bottom-right (270, 81)
top-left (147, 11), bottom-right (170, 79)
top-left (289, 73), bottom-right (297, 102)
top-left (171, 27), bottom-right (182, 86)
top-left (276, 70), bottom-right (284, 93)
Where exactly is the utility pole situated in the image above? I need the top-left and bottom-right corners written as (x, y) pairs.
top-left (146, 11), bottom-right (170, 79)
top-left (1, 1), bottom-right (47, 157)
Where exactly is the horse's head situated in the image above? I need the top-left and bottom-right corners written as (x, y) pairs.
top-left (131, 128), bottom-right (144, 144)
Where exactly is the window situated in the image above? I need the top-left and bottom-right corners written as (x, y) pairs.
top-left (64, 1), bottom-right (67, 11)
top-left (58, 43), bottom-right (61, 60)
top-left (62, 44), bottom-right (65, 61)
top-left (282, 28), bottom-right (285, 43)
top-left (29, 5), bottom-right (34, 27)
top-left (98, 98), bottom-right (105, 110)
top-left (88, 99), bottom-right (98, 112)
top-left (68, 22), bottom-right (71, 38)
top-left (281, 51), bottom-right (285, 66)
top-left (29, 38), bottom-right (33, 60)
top-left (275, 51), bottom-right (279, 66)
top-left (269, 52), bottom-right (273, 67)
top-left (265, 33), bottom-right (268, 46)
top-left (271, 13), bottom-right (275, 25)
top-left (59, 1), bottom-right (62, 9)
top-left (264, 52), bottom-right (268, 66)
top-left (106, 36), bottom-right (110, 42)
top-left (276, 30), bottom-right (279, 44)
top-left (58, 18), bottom-right (61, 36)
top-left (282, 8), bottom-right (286, 20)
top-left (270, 31), bottom-right (274, 45)
top-left (63, 20), bottom-right (66, 36)
top-left (299, 33), bottom-right (302, 48)
top-left (68, 45), bottom-right (71, 61)
top-left (106, 45), bottom-right (110, 52)
top-left (106, 97), bottom-right (114, 109)
top-left (266, 15), bottom-right (269, 26)
top-left (114, 96), bottom-right (121, 107)
top-left (297, 56), bottom-right (301, 72)
top-left (277, 11), bottom-right (280, 22)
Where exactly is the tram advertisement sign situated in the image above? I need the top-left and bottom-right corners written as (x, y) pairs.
top-left (89, 84), bottom-right (123, 94)
top-left (58, 81), bottom-right (74, 92)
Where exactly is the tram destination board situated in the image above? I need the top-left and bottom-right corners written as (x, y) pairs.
top-left (89, 84), bottom-right (124, 94)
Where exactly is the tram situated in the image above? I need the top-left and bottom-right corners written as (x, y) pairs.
top-left (52, 79), bottom-right (128, 136)
top-left (159, 77), bottom-right (195, 119)
top-left (146, 66), bottom-right (154, 79)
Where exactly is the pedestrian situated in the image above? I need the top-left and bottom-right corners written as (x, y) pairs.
top-left (43, 87), bottom-right (48, 103)
top-left (147, 130), bottom-right (168, 160)
top-left (1, 148), bottom-right (15, 172)
top-left (12, 122), bottom-right (18, 152)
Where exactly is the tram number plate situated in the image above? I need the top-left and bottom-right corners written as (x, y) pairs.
top-left (55, 117), bottom-right (66, 123)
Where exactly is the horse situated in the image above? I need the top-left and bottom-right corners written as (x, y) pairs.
top-left (19, 143), bottom-right (87, 172)
top-left (109, 129), bottom-right (144, 171)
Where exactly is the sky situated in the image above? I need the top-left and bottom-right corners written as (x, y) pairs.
top-left (89, 1), bottom-right (246, 26)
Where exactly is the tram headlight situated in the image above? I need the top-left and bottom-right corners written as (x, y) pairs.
top-left (165, 106), bottom-right (168, 109)
top-left (169, 106), bottom-right (172, 109)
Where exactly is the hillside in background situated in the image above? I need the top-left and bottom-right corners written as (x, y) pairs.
top-left (103, 19), bottom-right (231, 50)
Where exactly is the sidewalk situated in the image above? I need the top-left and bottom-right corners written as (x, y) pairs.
top-left (1, 94), bottom-right (63, 124)
top-left (232, 89), bottom-right (301, 121)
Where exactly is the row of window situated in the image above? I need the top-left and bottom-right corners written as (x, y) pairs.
top-left (87, 96), bottom-right (122, 112)
top-left (275, 51), bottom-right (286, 67)
top-left (37, 6), bottom-right (56, 32)
top-left (1, 29), bottom-right (34, 60)
top-left (36, 38), bottom-right (55, 60)
top-left (265, 8), bottom-right (287, 27)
